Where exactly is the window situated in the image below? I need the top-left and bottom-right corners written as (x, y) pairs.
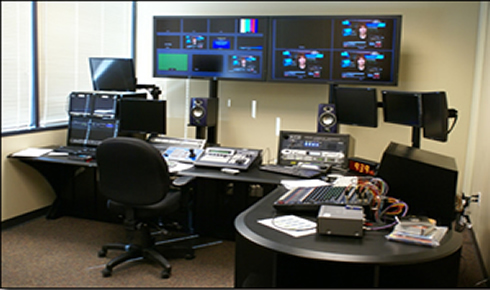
top-left (1, 2), bottom-right (34, 132)
top-left (1, 2), bottom-right (133, 133)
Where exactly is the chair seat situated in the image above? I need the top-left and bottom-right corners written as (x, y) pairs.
top-left (107, 189), bottom-right (181, 220)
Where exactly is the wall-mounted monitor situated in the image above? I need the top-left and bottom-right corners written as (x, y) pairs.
top-left (268, 15), bottom-right (402, 85)
top-left (153, 16), bottom-right (269, 81)
top-left (333, 87), bottom-right (378, 128)
top-left (382, 91), bottom-right (423, 127)
top-left (422, 91), bottom-right (448, 142)
top-left (89, 57), bottom-right (137, 92)
top-left (118, 98), bottom-right (167, 135)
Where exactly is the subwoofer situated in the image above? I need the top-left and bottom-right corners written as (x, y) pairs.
top-left (317, 104), bottom-right (338, 133)
top-left (189, 97), bottom-right (218, 127)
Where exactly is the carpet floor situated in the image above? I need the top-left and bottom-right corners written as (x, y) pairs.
top-left (1, 215), bottom-right (488, 288)
top-left (1, 216), bottom-right (235, 288)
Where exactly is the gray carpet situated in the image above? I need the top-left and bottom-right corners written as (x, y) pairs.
top-left (1, 215), bottom-right (488, 288)
top-left (1, 216), bottom-right (235, 288)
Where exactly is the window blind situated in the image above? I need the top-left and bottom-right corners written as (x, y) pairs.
top-left (37, 2), bottom-right (133, 127)
top-left (1, 2), bottom-right (34, 132)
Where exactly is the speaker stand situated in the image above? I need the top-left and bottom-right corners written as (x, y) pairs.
top-left (206, 78), bottom-right (218, 145)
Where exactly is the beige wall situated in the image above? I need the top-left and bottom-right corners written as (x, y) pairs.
top-left (1, 130), bottom-right (65, 220)
top-left (463, 1), bottom-right (490, 275)
top-left (1, 0), bottom-right (488, 273)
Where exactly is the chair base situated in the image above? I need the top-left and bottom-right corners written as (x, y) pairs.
top-left (98, 238), bottom-right (196, 278)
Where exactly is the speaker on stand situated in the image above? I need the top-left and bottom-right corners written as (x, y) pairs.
top-left (317, 103), bottom-right (338, 133)
top-left (189, 97), bottom-right (218, 143)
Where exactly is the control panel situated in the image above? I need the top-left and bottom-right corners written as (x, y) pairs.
top-left (162, 147), bottom-right (204, 163)
top-left (194, 146), bottom-right (262, 171)
top-left (278, 131), bottom-right (354, 169)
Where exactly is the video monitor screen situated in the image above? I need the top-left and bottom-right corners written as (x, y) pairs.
top-left (67, 116), bottom-right (90, 146)
top-left (333, 87), bottom-right (378, 128)
top-left (382, 91), bottom-right (423, 127)
top-left (67, 116), bottom-right (119, 147)
top-left (118, 98), bottom-right (167, 135)
top-left (89, 57), bottom-right (136, 92)
top-left (91, 94), bottom-right (118, 118)
top-left (268, 15), bottom-right (401, 85)
top-left (86, 118), bottom-right (119, 146)
top-left (153, 16), bottom-right (269, 81)
top-left (68, 92), bottom-right (92, 116)
top-left (422, 91), bottom-right (448, 142)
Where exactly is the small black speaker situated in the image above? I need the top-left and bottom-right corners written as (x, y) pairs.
top-left (317, 104), bottom-right (338, 133)
top-left (189, 97), bottom-right (218, 127)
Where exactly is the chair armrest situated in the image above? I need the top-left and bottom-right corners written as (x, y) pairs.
top-left (172, 175), bottom-right (196, 187)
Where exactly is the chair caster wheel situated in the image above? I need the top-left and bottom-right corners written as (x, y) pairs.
top-left (161, 269), bottom-right (171, 279)
top-left (98, 250), bottom-right (107, 257)
top-left (102, 268), bottom-right (112, 277)
top-left (185, 253), bottom-right (195, 260)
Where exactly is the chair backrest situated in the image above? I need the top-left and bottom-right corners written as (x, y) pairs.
top-left (96, 137), bottom-right (171, 206)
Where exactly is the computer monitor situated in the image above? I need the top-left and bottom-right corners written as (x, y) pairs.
top-left (333, 87), bottom-right (378, 128)
top-left (91, 93), bottom-right (119, 118)
top-left (68, 92), bottom-right (92, 116)
top-left (382, 90), bottom-right (423, 127)
top-left (67, 116), bottom-right (119, 147)
top-left (118, 98), bottom-right (167, 135)
top-left (89, 57), bottom-right (136, 92)
top-left (422, 91), bottom-right (448, 142)
top-left (86, 118), bottom-right (119, 146)
top-left (153, 16), bottom-right (269, 81)
top-left (268, 15), bottom-right (402, 85)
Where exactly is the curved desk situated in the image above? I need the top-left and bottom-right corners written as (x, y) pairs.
top-left (234, 186), bottom-right (462, 288)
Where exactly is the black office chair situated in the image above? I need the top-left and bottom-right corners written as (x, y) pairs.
top-left (96, 137), bottom-right (195, 278)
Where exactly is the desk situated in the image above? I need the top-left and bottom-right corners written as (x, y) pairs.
top-left (9, 153), bottom-right (291, 238)
top-left (234, 186), bottom-right (463, 288)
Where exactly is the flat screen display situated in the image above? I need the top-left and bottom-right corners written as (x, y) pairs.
top-left (89, 57), bottom-right (136, 91)
top-left (69, 92), bottom-right (92, 116)
top-left (91, 94), bottom-right (118, 118)
top-left (153, 16), bottom-right (269, 81)
top-left (118, 98), bottom-right (167, 134)
top-left (382, 91), bottom-right (423, 127)
top-left (422, 91), bottom-right (448, 142)
top-left (67, 116), bottom-right (119, 147)
top-left (268, 15), bottom-right (401, 85)
top-left (333, 87), bottom-right (378, 127)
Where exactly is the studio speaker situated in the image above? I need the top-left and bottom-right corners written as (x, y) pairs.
top-left (189, 97), bottom-right (218, 127)
top-left (376, 142), bottom-right (458, 227)
top-left (317, 104), bottom-right (338, 133)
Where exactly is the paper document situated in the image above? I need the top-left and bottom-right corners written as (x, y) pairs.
top-left (258, 215), bottom-right (317, 237)
top-left (11, 148), bottom-right (53, 157)
top-left (280, 179), bottom-right (329, 190)
top-left (167, 161), bottom-right (195, 173)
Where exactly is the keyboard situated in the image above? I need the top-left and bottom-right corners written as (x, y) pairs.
top-left (54, 146), bottom-right (96, 156)
top-left (259, 165), bottom-right (322, 179)
top-left (273, 185), bottom-right (372, 212)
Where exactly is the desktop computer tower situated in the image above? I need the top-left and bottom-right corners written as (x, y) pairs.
top-left (376, 142), bottom-right (458, 226)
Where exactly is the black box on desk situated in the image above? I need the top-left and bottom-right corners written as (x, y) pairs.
top-left (376, 142), bottom-right (458, 227)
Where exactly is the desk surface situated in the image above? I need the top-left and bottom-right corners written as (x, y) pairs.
top-left (10, 153), bottom-right (299, 185)
top-left (235, 186), bottom-right (462, 265)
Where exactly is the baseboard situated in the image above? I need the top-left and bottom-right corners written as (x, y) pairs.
top-left (1, 207), bottom-right (50, 230)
